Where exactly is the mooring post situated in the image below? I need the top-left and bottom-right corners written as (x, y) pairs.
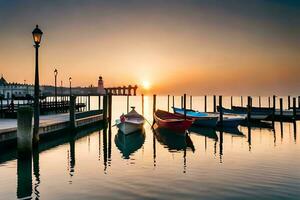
top-left (268, 96), bottom-right (271, 108)
top-left (0, 98), bottom-right (3, 118)
top-left (142, 94), bottom-right (144, 115)
top-left (272, 95), bottom-right (276, 120)
top-left (172, 96), bottom-right (175, 108)
top-left (298, 96), bottom-right (300, 108)
top-left (230, 96), bottom-right (233, 109)
top-left (184, 94), bottom-right (187, 119)
top-left (88, 95), bottom-right (91, 111)
top-left (108, 94), bottom-right (112, 124)
top-left (153, 94), bottom-right (156, 125)
top-left (98, 95), bottom-right (101, 110)
top-left (219, 96), bottom-right (223, 127)
top-left (127, 95), bottom-right (129, 113)
top-left (167, 95), bottom-right (170, 112)
top-left (288, 96), bottom-right (291, 109)
top-left (17, 107), bottom-right (33, 158)
top-left (69, 95), bottom-right (76, 129)
top-left (213, 95), bottom-right (216, 112)
top-left (247, 96), bottom-right (252, 122)
top-left (259, 96), bottom-right (261, 108)
top-left (204, 95), bottom-right (207, 112)
top-left (103, 95), bottom-right (108, 124)
top-left (280, 98), bottom-right (283, 117)
top-left (293, 97), bottom-right (296, 120)
top-left (190, 95), bottom-right (192, 109)
top-left (241, 96), bottom-right (243, 107)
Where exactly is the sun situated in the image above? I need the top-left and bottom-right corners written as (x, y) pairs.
top-left (142, 80), bottom-right (151, 90)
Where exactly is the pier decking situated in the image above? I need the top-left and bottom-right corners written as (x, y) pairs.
top-left (0, 110), bottom-right (103, 146)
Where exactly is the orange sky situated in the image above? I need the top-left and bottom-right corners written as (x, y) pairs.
top-left (0, 1), bottom-right (299, 95)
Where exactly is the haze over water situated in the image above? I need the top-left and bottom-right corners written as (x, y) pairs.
top-left (0, 96), bottom-right (299, 199)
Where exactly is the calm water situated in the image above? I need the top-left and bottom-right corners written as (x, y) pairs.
top-left (0, 96), bottom-right (299, 200)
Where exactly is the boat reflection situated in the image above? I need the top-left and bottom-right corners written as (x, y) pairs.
top-left (153, 125), bottom-right (195, 152)
top-left (115, 129), bottom-right (146, 159)
top-left (219, 127), bottom-right (245, 137)
top-left (189, 126), bottom-right (218, 141)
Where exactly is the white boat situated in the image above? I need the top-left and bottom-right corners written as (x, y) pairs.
top-left (116, 107), bottom-right (144, 135)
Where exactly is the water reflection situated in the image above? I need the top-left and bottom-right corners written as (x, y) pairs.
top-left (115, 129), bottom-right (146, 159)
top-left (17, 154), bottom-right (32, 199)
top-left (189, 126), bottom-right (218, 141)
top-left (33, 147), bottom-right (40, 200)
top-left (153, 125), bottom-right (195, 152)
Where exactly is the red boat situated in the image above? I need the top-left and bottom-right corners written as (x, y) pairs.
top-left (153, 109), bottom-right (193, 134)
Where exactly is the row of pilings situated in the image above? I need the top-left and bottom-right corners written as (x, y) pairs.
top-left (105, 85), bottom-right (138, 96)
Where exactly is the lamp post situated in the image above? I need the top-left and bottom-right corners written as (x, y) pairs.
top-left (60, 80), bottom-right (63, 100)
top-left (32, 25), bottom-right (43, 142)
top-left (54, 69), bottom-right (58, 113)
top-left (69, 77), bottom-right (72, 96)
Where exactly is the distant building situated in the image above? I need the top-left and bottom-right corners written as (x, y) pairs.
top-left (0, 75), bottom-right (34, 99)
top-left (0, 74), bottom-right (106, 98)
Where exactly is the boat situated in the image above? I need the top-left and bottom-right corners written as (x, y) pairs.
top-left (217, 106), bottom-right (270, 120)
top-left (153, 124), bottom-right (195, 151)
top-left (115, 129), bottom-right (145, 159)
top-left (173, 107), bottom-right (244, 128)
top-left (153, 109), bottom-right (193, 134)
top-left (115, 107), bottom-right (144, 135)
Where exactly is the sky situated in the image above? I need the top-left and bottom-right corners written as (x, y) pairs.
top-left (0, 0), bottom-right (299, 95)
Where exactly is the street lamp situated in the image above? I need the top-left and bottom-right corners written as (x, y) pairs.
top-left (69, 77), bottom-right (72, 96)
top-left (32, 25), bottom-right (43, 140)
top-left (54, 69), bottom-right (58, 113)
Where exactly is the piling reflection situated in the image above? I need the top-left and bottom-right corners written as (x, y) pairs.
top-left (17, 154), bottom-right (32, 199)
top-left (115, 129), bottom-right (146, 159)
top-left (69, 136), bottom-right (76, 179)
top-left (33, 146), bottom-right (40, 200)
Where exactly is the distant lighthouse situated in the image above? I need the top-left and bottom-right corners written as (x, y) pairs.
top-left (97, 76), bottom-right (106, 95)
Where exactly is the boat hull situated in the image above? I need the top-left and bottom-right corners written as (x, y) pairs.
top-left (193, 117), bottom-right (218, 128)
top-left (154, 110), bottom-right (193, 134)
top-left (117, 121), bottom-right (144, 135)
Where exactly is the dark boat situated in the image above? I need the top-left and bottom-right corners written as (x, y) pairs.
top-left (217, 106), bottom-right (270, 120)
top-left (153, 109), bottom-right (193, 134)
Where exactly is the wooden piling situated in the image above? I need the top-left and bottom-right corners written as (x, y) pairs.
top-left (183, 94), bottom-right (187, 119)
top-left (247, 96), bottom-right (252, 122)
top-left (88, 95), bottom-right (91, 111)
top-left (153, 95), bottom-right (157, 125)
top-left (17, 107), bottom-right (33, 157)
top-left (293, 97), bottom-right (296, 120)
top-left (108, 94), bottom-right (112, 124)
top-left (127, 95), bottom-right (129, 113)
top-left (241, 96), bottom-right (243, 107)
top-left (230, 96), bottom-right (233, 109)
top-left (204, 95), bottom-right (207, 112)
top-left (280, 98), bottom-right (283, 117)
top-left (288, 96), bottom-right (291, 109)
top-left (172, 96), bottom-right (175, 108)
top-left (298, 96), bottom-right (300, 108)
top-left (142, 94), bottom-right (144, 115)
top-left (167, 95), bottom-right (170, 112)
top-left (272, 95), bottom-right (276, 120)
top-left (103, 95), bottom-right (108, 124)
top-left (98, 95), bottom-right (101, 110)
top-left (268, 96), bottom-right (271, 108)
top-left (69, 96), bottom-right (76, 129)
top-left (190, 95), bottom-right (192, 109)
top-left (259, 96), bottom-right (261, 108)
top-left (213, 95), bottom-right (216, 112)
top-left (219, 96), bottom-right (223, 126)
